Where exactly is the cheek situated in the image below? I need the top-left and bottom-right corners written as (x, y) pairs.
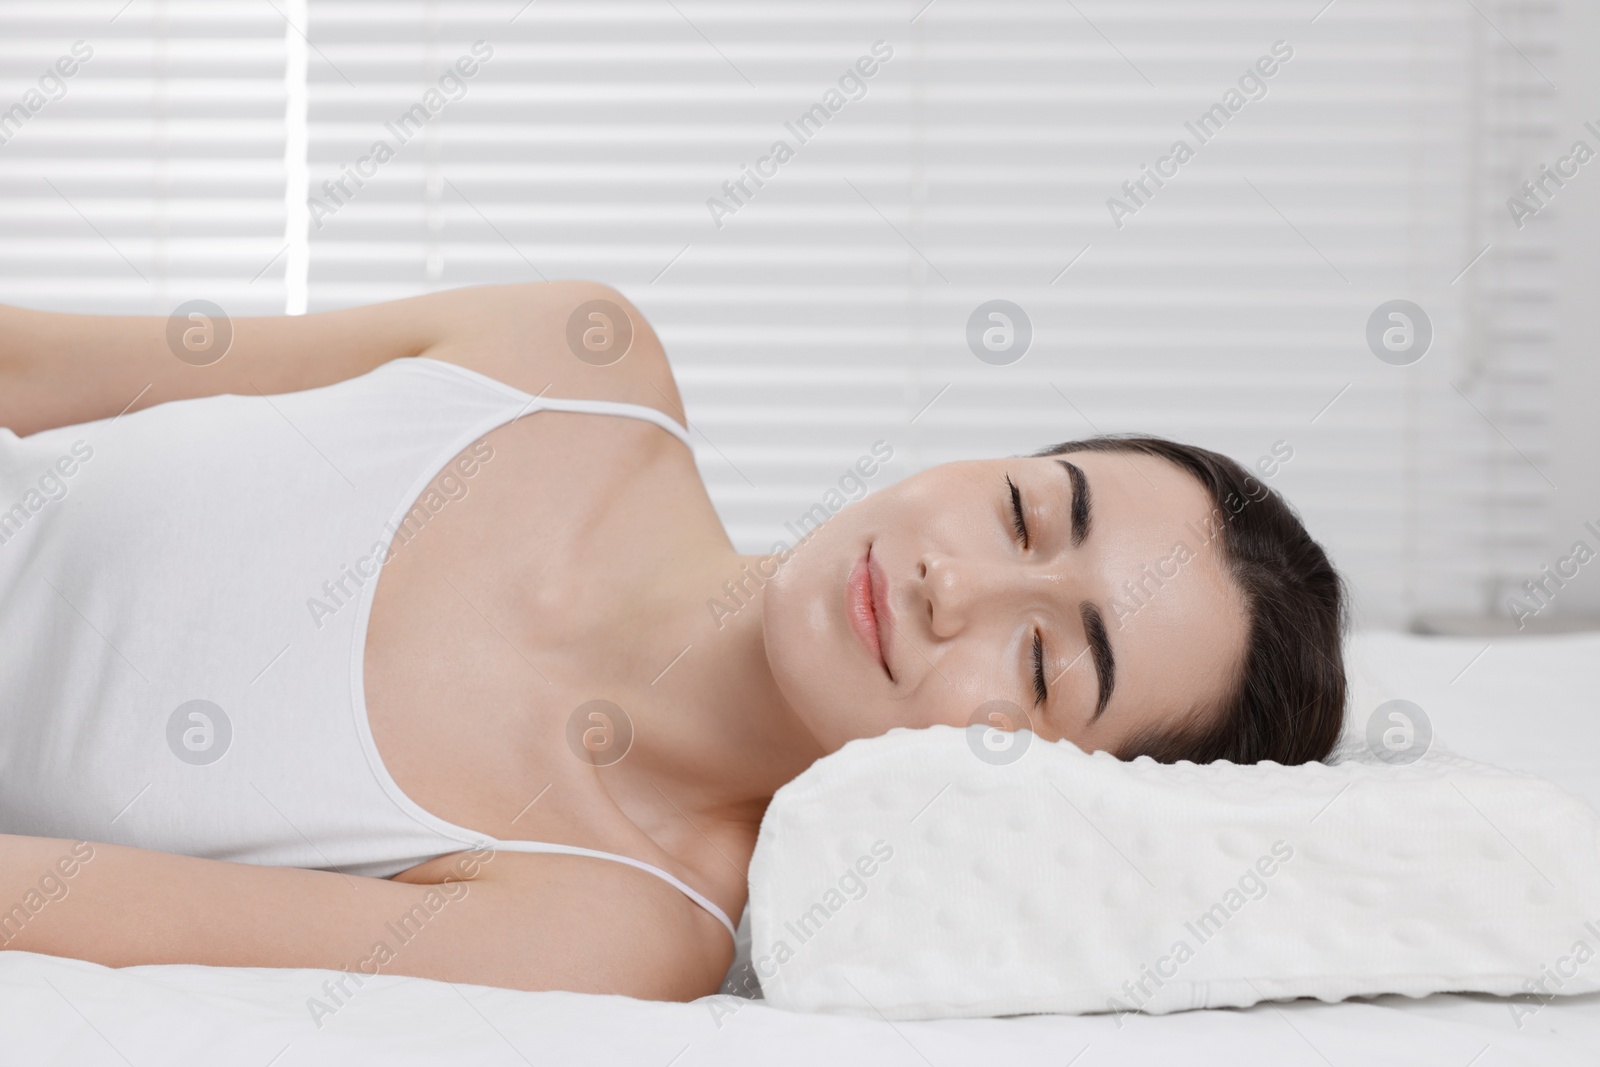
top-left (908, 643), bottom-right (1024, 732)
top-left (759, 497), bottom-right (867, 639)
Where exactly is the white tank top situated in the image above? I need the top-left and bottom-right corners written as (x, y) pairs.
top-left (0, 356), bottom-right (735, 938)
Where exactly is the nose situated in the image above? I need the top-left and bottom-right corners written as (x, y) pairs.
top-left (919, 552), bottom-right (1052, 639)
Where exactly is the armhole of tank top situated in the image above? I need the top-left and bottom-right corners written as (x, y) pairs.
top-left (487, 840), bottom-right (738, 940)
top-left (403, 354), bottom-right (536, 404)
top-left (402, 355), bottom-right (693, 451)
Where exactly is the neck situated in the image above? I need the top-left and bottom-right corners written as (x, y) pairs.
top-left (619, 550), bottom-right (826, 836)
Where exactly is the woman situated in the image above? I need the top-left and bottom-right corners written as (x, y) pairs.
top-left (0, 281), bottom-right (1346, 1000)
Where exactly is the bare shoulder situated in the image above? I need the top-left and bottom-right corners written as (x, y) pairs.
top-left (423, 280), bottom-right (689, 434)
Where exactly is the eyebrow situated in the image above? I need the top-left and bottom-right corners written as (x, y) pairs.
top-left (1057, 460), bottom-right (1091, 546)
top-left (1081, 602), bottom-right (1116, 722)
top-left (1055, 459), bottom-right (1112, 720)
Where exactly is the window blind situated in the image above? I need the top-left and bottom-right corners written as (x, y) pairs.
top-left (0, 0), bottom-right (1560, 629)
top-left (0, 0), bottom-right (290, 316)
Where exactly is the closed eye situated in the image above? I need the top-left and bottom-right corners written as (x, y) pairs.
top-left (1031, 629), bottom-right (1048, 706)
top-left (1008, 477), bottom-right (1046, 707)
top-left (1006, 475), bottom-right (1030, 549)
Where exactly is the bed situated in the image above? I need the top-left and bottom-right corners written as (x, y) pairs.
top-left (4, 629), bottom-right (1597, 1065)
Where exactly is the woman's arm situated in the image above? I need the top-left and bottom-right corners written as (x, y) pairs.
top-left (0, 833), bottom-right (730, 1000)
top-left (0, 280), bottom-right (686, 438)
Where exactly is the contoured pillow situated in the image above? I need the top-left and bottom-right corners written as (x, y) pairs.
top-left (747, 725), bottom-right (1600, 1019)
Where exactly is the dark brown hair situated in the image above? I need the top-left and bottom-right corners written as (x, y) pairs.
top-left (1035, 435), bottom-right (1347, 766)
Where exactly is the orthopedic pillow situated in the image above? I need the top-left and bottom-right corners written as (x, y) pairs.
top-left (748, 725), bottom-right (1600, 1019)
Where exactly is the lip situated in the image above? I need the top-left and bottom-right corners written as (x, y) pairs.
top-left (847, 544), bottom-right (894, 680)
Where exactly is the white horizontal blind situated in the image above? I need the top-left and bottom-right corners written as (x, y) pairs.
top-left (299, 0), bottom-right (1559, 627)
top-left (1467, 1), bottom-right (1560, 620)
top-left (0, 1), bottom-right (1556, 628)
top-left (0, 0), bottom-right (290, 316)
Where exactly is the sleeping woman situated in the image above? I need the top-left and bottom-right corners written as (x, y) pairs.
top-left (0, 281), bottom-right (1346, 999)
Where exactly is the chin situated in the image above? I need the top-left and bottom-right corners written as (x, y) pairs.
top-left (760, 507), bottom-right (879, 752)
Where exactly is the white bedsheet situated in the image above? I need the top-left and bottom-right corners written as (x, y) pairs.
top-left (2, 950), bottom-right (1597, 1066)
top-left (4, 629), bottom-right (1598, 1065)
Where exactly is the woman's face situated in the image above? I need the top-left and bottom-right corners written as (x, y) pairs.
top-left (761, 450), bottom-right (1250, 758)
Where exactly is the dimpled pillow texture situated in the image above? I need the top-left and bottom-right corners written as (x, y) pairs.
top-left (747, 725), bottom-right (1600, 1019)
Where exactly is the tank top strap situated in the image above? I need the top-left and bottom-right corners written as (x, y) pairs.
top-left (485, 838), bottom-right (737, 939)
top-left (407, 356), bottom-right (693, 451)
top-left (531, 395), bottom-right (693, 450)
